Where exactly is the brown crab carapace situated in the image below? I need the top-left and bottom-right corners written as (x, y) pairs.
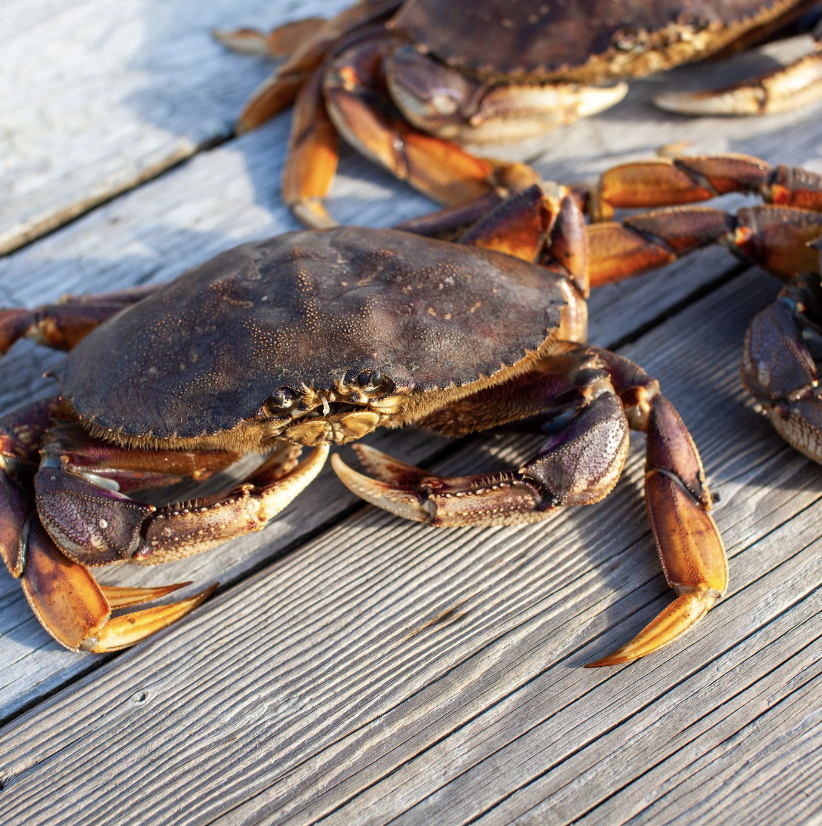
top-left (216, 0), bottom-right (822, 226)
top-left (0, 185), bottom-right (724, 665)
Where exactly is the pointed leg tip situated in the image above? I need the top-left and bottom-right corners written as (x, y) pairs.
top-left (586, 590), bottom-right (718, 668)
top-left (87, 582), bottom-right (219, 653)
top-left (291, 199), bottom-right (338, 229)
top-left (348, 443), bottom-right (427, 483)
top-left (584, 650), bottom-right (638, 668)
top-left (578, 82), bottom-right (629, 117)
top-left (331, 452), bottom-right (431, 523)
top-left (195, 582), bottom-right (220, 604)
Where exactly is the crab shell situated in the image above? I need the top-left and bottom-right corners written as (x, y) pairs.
top-left (53, 227), bottom-right (573, 451)
top-left (389, 0), bottom-right (805, 82)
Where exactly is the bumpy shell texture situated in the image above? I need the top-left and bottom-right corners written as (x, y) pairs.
top-left (55, 227), bottom-right (566, 439)
top-left (389, 0), bottom-right (788, 79)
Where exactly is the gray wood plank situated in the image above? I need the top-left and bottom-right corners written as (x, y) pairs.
top-left (0, 0), bottom-right (348, 255)
top-left (1, 269), bottom-right (819, 826)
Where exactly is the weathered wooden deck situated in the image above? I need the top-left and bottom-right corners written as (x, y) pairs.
top-left (2, 3), bottom-right (822, 824)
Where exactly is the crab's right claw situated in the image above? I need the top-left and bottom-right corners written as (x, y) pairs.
top-left (19, 519), bottom-right (214, 653)
top-left (588, 396), bottom-right (727, 666)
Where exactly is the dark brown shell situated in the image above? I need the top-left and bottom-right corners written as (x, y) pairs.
top-left (55, 227), bottom-right (566, 439)
top-left (389, 0), bottom-right (795, 80)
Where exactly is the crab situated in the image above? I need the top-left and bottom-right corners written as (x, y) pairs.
top-left (0, 184), bottom-right (725, 665)
top-left (216, 0), bottom-right (822, 226)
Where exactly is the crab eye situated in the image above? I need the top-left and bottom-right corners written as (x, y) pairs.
top-left (357, 369), bottom-right (384, 392)
top-left (263, 387), bottom-right (295, 415)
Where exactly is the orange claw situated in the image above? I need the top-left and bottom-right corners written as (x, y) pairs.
top-left (587, 396), bottom-right (726, 667)
top-left (20, 519), bottom-right (214, 652)
top-left (587, 591), bottom-right (717, 667)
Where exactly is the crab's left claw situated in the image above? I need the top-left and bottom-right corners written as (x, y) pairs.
top-left (19, 519), bottom-right (214, 652)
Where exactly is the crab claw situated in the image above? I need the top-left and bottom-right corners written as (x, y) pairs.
top-left (653, 52), bottom-right (822, 116)
top-left (331, 447), bottom-right (433, 523)
top-left (20, 518), bottom-right (214, 652)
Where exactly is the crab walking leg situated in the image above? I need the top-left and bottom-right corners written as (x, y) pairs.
top-left (323, 35), bottom-right (539, 215)
top-left (33, 444), bottom-right (329, 567)
top-left (586, 350), bottom-right (726, 666)
top-left (216, 1), bottom-right (402, 132)
top-left (282, 68), bottom-right (340, 229)
top-left (453, 183), bottom-right (591, 338)
top-left (586, 204), bottom-right (822, 288)
top-left (0, 397), bottom-right (68, 576)
top-left (588, 203), bottom-right (822, 465)
top-left (0, 284), bottom-right (162, 356)
top-left (579, 154), bottom-right (822, 222)
top-left (333, 345), bottom-right (725, 664)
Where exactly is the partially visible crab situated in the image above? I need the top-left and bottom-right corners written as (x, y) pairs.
top-left (0, 184), bottom-right (724, 665)
top-left (216, 0), bottom-right (822, 226)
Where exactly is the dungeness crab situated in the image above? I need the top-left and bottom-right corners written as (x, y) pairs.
top-left (0, 184), bottom-right (725, 665)
top-left (217, 0), bottom-right (822, 225)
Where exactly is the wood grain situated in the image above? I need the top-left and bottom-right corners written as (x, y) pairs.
top-left (0, 0), bottom-right (349, 255)
top-left (2, 270), bottom-right (821, 826)
top-left (3, 3), bottom-right (822, 823)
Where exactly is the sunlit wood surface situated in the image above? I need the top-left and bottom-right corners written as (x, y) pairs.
top-left (1, 3), bottom-right (821, 824)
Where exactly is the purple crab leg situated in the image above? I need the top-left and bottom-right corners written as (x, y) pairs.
top-left (0, 284), bottom-right (161, 356)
